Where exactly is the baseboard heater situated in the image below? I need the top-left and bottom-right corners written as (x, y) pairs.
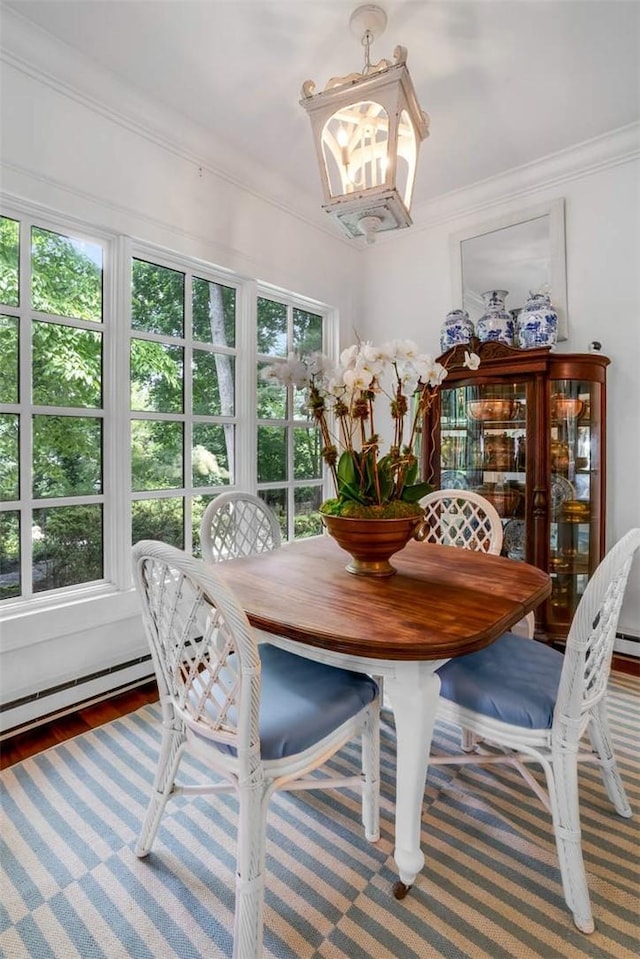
top-left (0, 654), bottom-right (155, 740)
top-left (614, 630), bottom-right (640, 658)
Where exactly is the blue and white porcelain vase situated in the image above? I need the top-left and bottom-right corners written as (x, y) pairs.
top-left (440, 309), bottom-right (474, 353)
top-left (516, 292), bottom-right (558, 349)
top-left (476, 290), bottom-right (515, 345)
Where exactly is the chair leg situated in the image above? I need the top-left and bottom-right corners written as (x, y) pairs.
top-left (461, 728), bottom-right (477, 752)
top-left (234, 778), bottom-right (269, 959)
top-left (588, 698), bottom-right (632, 818)
top-left (361, 701), bottom-right (380, 842)
top-left (136, 721), bottom-right (186, 857)
top-left (545, 749), bottom-right (594, 934)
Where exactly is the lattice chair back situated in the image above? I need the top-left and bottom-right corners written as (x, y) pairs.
top-left (200, 491), bottom-right (282, 564)
top-left (418, 489), bottom-right (503, 554)
top-left (133, 539), bottom-right (260, 775)
top-left (554, 528), bottom-right (640, 740)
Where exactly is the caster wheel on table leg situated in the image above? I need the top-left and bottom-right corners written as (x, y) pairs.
top-left (392, 880), bottom-right (412, 900)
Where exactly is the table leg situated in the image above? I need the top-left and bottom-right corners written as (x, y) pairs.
top-left (385, 663), bottom-right (441, 897)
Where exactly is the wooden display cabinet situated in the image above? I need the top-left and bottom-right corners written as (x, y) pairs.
top-left (421, 341), bottom-right (609, 642)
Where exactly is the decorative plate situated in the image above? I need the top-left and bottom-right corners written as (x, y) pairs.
top-left (551, 474), bottom-right (575, 515)
top-left (441, 470), bottom-right (469, 490)
top-left (503, 519), bottom-right (526, 560)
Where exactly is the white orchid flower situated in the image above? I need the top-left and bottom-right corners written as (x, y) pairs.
top-left (395, 339), bottom-right (421, 361)
top-left (464, 350), bottom-right (481, 371)
top-left (399, 371), bottom-right (420, 396)
top-left (413, 355), bottom-right (448, 387)
top-left (340, 344), bottom-right (360, 369)
top-left (343, 366), bottom-right (374, 391)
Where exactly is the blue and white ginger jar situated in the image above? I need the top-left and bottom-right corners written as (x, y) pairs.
top-left (516, 292), bottom-right (558, 349)
top-left (476, 290), bottom-right (515, 346)
top-left (440, 309), bottom-right (474, 353)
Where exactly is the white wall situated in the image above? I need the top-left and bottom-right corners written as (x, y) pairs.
top-left (359, 129), bottom-right (640, 636)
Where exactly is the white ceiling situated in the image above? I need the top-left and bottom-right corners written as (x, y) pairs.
top-left (3, 0), bottom-right (639, 217)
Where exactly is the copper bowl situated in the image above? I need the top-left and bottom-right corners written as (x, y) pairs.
top-left (467, 398), bottom-right (521, 422)
top-left (551, 395), bottom-right (584, 421)
top-left (478, 484), bottom-right (522, 518)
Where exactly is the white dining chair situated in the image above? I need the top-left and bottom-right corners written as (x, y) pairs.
top-left (430, 528), bottom-right (640, 933)
top-left (418, 488), bottom-right (533, 752)
top-left (419, 488), bottom-right (535, 640)
top-left (200, 491), bottom-right (281, 564)
top-left (132, 540), bottom-right (380, 959)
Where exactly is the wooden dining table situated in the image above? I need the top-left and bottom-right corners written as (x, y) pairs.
top-left (213, 534), bottom-right (551, 897)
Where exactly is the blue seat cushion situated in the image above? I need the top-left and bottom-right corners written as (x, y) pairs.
top-left (191, 644), bottom-right (378, 761)
top-left (257, 645), bottom-right (377, 759)
top-left (436, 632), bottom-right (564, 729)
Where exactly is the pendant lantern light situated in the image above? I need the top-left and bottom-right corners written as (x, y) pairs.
top-left (300, 4), bottom-right (429, 243)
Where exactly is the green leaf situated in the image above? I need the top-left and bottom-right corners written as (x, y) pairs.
top-left (401, 481), bottom-right (432, 503)
top-left (404, 458), bottom-right (418, 486)
top-left (337, 450), bottom-right (358, 487)
top-left (336, 479), bottom-right (368, 504)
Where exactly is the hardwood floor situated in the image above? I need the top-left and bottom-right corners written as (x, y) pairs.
top-left (0, 680), bottom-right (159, 770)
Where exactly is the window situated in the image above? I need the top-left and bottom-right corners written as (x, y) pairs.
top-left (0, 202), bottom-right (334, 607)
top-left (0, 214), bottom-right (107, 600)
top-left (129, 251), bottom-right (239, 557)
top-left (256, 294), bottom-right (326, 540)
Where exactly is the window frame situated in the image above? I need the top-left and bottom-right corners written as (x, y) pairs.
top-left (0, 198), bottom-right (336, 615)
top-left (0, 203), bottom-right (116, 606)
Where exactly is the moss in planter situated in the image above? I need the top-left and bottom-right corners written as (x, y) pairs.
top-left (319, 498), bottom-right (424, 519)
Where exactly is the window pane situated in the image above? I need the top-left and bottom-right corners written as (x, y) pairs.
top-left (0, 315), bottom-right (19, 403)
top-left (130, 339), bottom-right (183, 413)
top-left (257, 297), bottom-right (287, 356)
top-left (0, 511), bottom-right (20, 599)
top-left (32, 504), bottom-right (103, 592)
top-left (294, 486), bottom-right (323, 538)
top-left (293, 308), bottom-right (323, 354)
top-left (257, 362), bottom-right (286, 419)
top-left (131, 259), bottom-right (184, 337)
top-left (192, 350), bottom-right (235, 415)
top-left (257, 426), bottom-right (287, 483)
top-left (131, 420), bottom-right (183, 491)
top-left (33, 322), bottom-right (102, 408)
top-left (191, 494), bottom-right (218, 556)
top-left (0, 217), bottom-right (20, 307)
top-left (0, 415), bottom-right (19, 501)
top-left (193, 424), bottom-right (232, 487)
top-left (32, 415), bottom-right (102, 498)
top-left (260, 488), bottom-right (287, 540)
top-left (31, 227), bottom-right (103, 322)
top-left (193, 277), bottom-right (236, 346)
top-left (293, 382), bottom-right (312, 419)
top-left (132, 497), bottom-right (184, 549)
top-left (294, 427), bottom-right (322, 479)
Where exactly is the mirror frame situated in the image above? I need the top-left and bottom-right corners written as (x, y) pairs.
top-left (449, 197), bottom-right (568, 341)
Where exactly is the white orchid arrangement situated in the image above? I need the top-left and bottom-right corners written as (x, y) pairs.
top-left (263, 339), bottom-right (480, 518)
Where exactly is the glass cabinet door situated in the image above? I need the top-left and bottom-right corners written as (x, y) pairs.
top-left (438, 381), bottom-right (528, 559)
top-left (548, 378), bottom-right (601, 629)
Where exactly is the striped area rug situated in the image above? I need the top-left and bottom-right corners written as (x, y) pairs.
top-left (1, 673), bottom-right (638, 959)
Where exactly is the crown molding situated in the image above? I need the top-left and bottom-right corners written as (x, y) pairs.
top-left (411, 122), bottom-right (640, 231)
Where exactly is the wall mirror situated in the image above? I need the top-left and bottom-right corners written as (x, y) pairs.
top-left (450, 198), bottom-right (568, 341)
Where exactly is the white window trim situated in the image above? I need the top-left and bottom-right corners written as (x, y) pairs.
top-left (0, 196), bottom-right (337, 629)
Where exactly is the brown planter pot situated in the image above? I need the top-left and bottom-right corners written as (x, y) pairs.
top-left (321, 513), bottom-right (422, 577)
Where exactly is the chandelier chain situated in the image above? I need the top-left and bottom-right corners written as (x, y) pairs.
top-left (361, 28), bottom-right (374, 75)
